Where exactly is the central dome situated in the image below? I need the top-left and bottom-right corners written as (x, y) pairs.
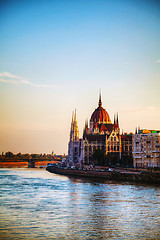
top-left (90, 93), bottom-right (111, 124)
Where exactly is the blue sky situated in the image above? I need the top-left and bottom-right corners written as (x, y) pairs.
top-left (0, 0), bottom-right (160, 154)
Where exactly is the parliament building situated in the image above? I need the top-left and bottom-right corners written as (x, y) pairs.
top-left (67, 93), bottom-right (122, 168)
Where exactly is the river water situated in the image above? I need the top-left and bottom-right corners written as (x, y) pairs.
top-left (0, 168), bottom-right (159, 240)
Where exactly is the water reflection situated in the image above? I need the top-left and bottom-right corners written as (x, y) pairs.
top-left (0, 168), bottom-right (160, 239)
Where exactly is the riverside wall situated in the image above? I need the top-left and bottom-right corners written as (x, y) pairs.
top-left (46, 167), bottom-right (160, 185)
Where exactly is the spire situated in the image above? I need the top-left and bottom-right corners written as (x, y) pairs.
top-left (98, 89), bottom-right (102, 107)
top-left (74, 109), bottom-right (79, 140)
top-left (70, 111), bottom-right (74, 140)
top-left (135, 127), bottom-right (137, 134)
top-left (72, 111), bottom-right (74, 123)
top-left (74, 109), bottom-right (77, 122)
top-left (85, 119), bottom-right (88, 128)
top-left (114, 114), bottom-right (116, 125)
top-left (116, 113), bottom-right (119, 128)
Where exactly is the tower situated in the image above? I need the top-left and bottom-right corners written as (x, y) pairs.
top-left (68, 110), bottom-right (82, 167)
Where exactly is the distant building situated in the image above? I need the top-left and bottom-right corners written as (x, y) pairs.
top-left (133, 129), bottom-right (160, 168)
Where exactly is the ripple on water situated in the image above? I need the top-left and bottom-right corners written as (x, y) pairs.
top-left (0, 168), bottom-right (160, 240)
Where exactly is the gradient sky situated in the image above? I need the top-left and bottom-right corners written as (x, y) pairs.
top-left (0, 0), bottom-right (160, 154)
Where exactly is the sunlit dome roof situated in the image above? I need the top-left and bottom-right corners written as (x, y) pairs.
top-left (90, 93), bottom-right (111, 124)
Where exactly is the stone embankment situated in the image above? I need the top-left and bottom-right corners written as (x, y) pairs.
top-left (46, 167), bottom-right (160, 185)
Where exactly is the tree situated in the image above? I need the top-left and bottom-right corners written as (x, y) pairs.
top-left (92, 149), bottom-right (106, 166)
top-left (17, 153), bottom-right (22, 158)
top-left (106, 153), bottom-right (120, 167)
top-left (5, 151), bottom-right (14, 158)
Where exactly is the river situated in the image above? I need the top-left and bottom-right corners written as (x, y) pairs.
top-left (0, 168), bottom-right (159, 239)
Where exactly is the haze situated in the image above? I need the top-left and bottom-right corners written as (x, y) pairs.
top-left (0, 0), bottom-right (160, 154)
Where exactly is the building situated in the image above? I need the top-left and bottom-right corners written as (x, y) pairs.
top-left (83, 93), bottom-right (121, 166)
top-left (121, 133), bottom-right (133, 167)
top-left (133, 129), bottom-right (160, 168)
top-left (67, 93), bottom-right (121, 167)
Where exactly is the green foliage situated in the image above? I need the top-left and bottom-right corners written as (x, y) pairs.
top-left (5, 152), bottom-right (14, 158)
top-left (92, 149), bottom-right (106, 166)
top-left (105, 153), bottom-right (121, 167)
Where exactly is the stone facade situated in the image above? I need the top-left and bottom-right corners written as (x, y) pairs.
top-left (68, 93), bottom-right (121, 167)
top-left (133, 130), bottom-right (160, 168)
top-left (121, 133), bottom-right (133, 167)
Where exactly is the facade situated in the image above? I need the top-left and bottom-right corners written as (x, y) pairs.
top-left (68, 93), bottom-right (121, 167)
top-left (67, 94), bottom-right (160, 169)
top-left (121, 133), bottom-right (133, 167)
top-left (133, 129), bottom-right (160, 168)
top-left (83, 94), bottom-right (121, 165)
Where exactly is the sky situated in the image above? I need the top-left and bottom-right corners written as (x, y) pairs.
top-left (0, 0), bottom-right (160, 154)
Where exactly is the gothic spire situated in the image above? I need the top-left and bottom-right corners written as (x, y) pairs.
top-left (116, 113), bottom-right (119, 128)
top-left (70, 111), bottom-right (74, 140)
top-left (135, 127), bottom-right (137, 134)
top-left (114, 114), bottom-right (116, 125)
top-left (98, 89), bottom-right (102, 107)
top-left (74, 109), bottom-right (77, 121)
top-left (74, 109), bottom-right (79, 140)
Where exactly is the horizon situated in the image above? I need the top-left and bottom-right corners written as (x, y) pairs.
top-left (0, 0), bottom-right (160, 154)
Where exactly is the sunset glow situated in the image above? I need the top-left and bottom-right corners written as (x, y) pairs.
top-left (0, 0), bottom-right (160, 154)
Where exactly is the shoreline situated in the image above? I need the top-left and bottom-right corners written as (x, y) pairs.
top-left (0, 160), bottom-right (60, 168)
top-left (46, 167), bottom-right (160, 185)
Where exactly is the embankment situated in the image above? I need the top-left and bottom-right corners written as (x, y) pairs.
top-left (46, 167), bottom-right (160, 185)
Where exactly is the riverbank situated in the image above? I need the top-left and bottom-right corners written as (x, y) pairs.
top-left (0, 160), bottom-right (60, 168)
top-left (46, 166), bottom-right (160, 185)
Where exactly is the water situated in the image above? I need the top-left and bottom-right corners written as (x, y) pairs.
top-left (0, 169), bottom-right (159, 240)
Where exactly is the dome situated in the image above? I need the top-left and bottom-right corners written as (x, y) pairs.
top-left (90, 93), bottom-right (111, 124)
top-left (90, 106), bottom-right (111, 124)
